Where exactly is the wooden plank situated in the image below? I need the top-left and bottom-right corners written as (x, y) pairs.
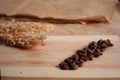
top-left (0, 35), bottom-right (120, 78)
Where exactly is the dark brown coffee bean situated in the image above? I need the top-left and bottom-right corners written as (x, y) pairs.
top-left (75, 61), bottom-right (83, 67)
top-left (87, 52), bottom-right (92, 56)
top-left (79, 59), bottom-right (84, 63)
top-left (83, 46), bottom-right (88, 51)
top-left (59, 62), bottom-right (67, 66)
top-left (76, 50), bottom-right (87, 57)
top-left (100, 48), bottom-right (105, 52)
top-left (105, 40), bottom-right (110, 46)
top-left (101, 43), bottom-right (108, 48)
top-left (64, 57), bottom-right (73, 63)
top-left (100, 52), bottom-right (103, 55)
top-left (107, 39), bottom-right (111, 44)
top-left (82, 56), bottom-right (89, 61)
top-left (59, 62), bottom-right (69, 70)
top-left (95, 48), bottom-right (101, 53)
top-left (72, 54), bottom-right (79, 61)
top-left (87, 55), bottom-right (93, 60)
top-left (87, 49), bottom-right (93, 54)
top-left (91, 41), bottom-right (97, 47)
top-left (109, 43), bottom-right (114, 47)
top-left (97, 39), bottom-right (102, 44)
top-left (88, 44), bottom-right (94, 50)
top-left (106, 39), bottom-right (114, 47)
top-left (69, 62), bottom-right (78, 70)
top-left (94, 52), bottom-right (100, 57)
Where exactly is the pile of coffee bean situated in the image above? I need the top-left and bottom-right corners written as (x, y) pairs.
top-left (59, 39), bottom-right (113, 70)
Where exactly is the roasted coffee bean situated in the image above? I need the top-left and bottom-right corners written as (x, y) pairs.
top-left (95, 48), bottom-right (101, 53)
top-left (82, 56), bottom-right (89, 61)
top-left (75, 61), bottom-right (83, 67)
top-left (88, 44), bottom-right (95, 50)
top-left (97, 44), bottom-right (101, 49)
top-left (87, 49), bottom-right (93, 54)
top-left (69, 62), bottom-right (78, 70)
top-left (72, 54), bottom-right (79, 61)
top-left (79, 59), bottom-right (84, 63)
top-left (106, 39), bottom-right (114, 47)
top-left (100, 52), bottom-right (103, 55)
top-left (76, 50), bottom-right (87, 57)
top-left (64, 57), bottom-right (74, 63)
top-left (91, 41), bottom-right (97, 47)
top-left (109, 43), bottom-right (114, 47)
top-left (106, 40), bottom-right (110, 46)
top-left (59, 62), bottom-right (69, 70)
top-left (83, 46), bottom-right (88, 51)
top-left (94, 52), bottom-right (100, 57)
top-left (100, 48), bottom-right (105, 52)
top-left (107, 39), bottom-right (111, 44)
top-left (97, 39), bottom-right (102, 44)
top-left (87, 52), bottom-right (92, 56)
top-left (87, 55), bottom-right (93, 60)
top-left (101, 43), bottom-right (108, 48)
top-left (59, 39), bottom-right (114, 70)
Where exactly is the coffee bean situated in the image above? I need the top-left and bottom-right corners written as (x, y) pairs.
top-left (87, 55), bottom-right (93, 60)
top-left (64, 57), bottom-right (73, 63)
top-left (109, 43), bottom-right (114, 47)
top-left (97, 39), bottom-right (102, 44)
top-left (91, 41), bottom-right (97, 47)
top-left (79, 59), bottom-right (84, 63)
top-left (118, 0), bottom-right (120, 2)
top-left (88, 44), bottom-right (95, 50)
top-left (100, 52), bottom-right (103, 55)
top-left (59, 39), bottom-right (114, 70)
top-left (76, 50), bottom-right (87, 57)
top-left (106, 39), bottom-right (114, 47)
top-left (101, 43), bottom-right (108, 48)
top-left (59, 62), bottom-right (69, 70)
top-left (75, 61), bottom-right (83, 67)
top-left (87, 49), bottom-right (93, 54)
top-left (94, 52), bottom-right (100, 57)
top-left (100, 48), bottom-right (105, 52)
top-left (72, 54), bottom-right (79, 61)
top-left (83, 46), bottom-right (88, 51)
top-left (69, 62), bottom-right (78, 70)
top-left (95, 48), bottom-right (101, 53)
top-left (82, 56), bottom-right (89, 61)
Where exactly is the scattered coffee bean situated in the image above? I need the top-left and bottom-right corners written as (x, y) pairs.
top-left (82, 56), bottom-right (89, 61)
top-left (69, 62), bottom-right (78, 70)
top-left (59, 62), bottom-right (69, 70)
top-left (72, 54), bottom-right (79, 61)
top-left (101, 43), bottom-right (108, 48)
top-left (109, 43), bottom-right (114, 47)
top-left (94, 52), bottom-right (100, 57)
top-left (106, 39), bottom-right (114, 47)
top-left (76, 50), bottom-right (87, 57)
top-left (59, 39), bottom-right (114, 70)
top-left (87, 55), bottom-right (93, 60)
top-left (64, 57), bottom-right (73, 63)
top-left (75, 60), bottom-right (83, 67)
top-left (100, 48), bottom-right (105, 52)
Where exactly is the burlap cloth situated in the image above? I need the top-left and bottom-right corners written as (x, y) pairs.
top-left (0, 0), bottom-right (120, 37)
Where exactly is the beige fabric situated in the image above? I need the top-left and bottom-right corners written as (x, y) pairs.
top-left (11, 0), bottom-right (116, 19)
top-left (0, 0), bottom-right (117, 22)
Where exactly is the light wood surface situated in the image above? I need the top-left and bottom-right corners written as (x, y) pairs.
top-left (0, 35), bottom-right (120, 78)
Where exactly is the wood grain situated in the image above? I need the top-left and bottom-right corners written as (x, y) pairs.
top-left (0, 35), bottom-right (120, 78)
